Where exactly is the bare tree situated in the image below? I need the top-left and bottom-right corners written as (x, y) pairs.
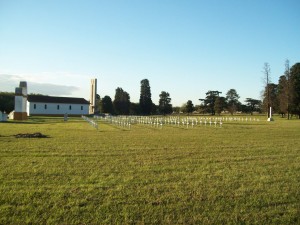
top-left (263, 63), bottom-right (271, 118)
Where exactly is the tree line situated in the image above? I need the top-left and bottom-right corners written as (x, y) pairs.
top-left (98, 79), bottom-right (262, 116)
top-left (99, 61), bottom-right (300, 117)
top-left (97, 79), bottom-right (173, 115)
top-left (261, 61), bottom-right (300, 119)
top-left (1, 61), bottom-right (299, 118)
top-left (0, 92), bottom-right (14, 113)
top-left (1, 86), bottom-right (253, 116)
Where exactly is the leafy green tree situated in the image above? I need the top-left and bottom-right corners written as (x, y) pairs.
top-left (214, 96), bottom-right (226, 115)
top-left (95, 94), bottom-right (101, 113)
top-left (101, 95), bottom-right (114, 114)
top-left (284, 60), bottom-right (292, 119)
top-left (151, 103), bottom-right (158, 115)
top-left (201, 90), bottom-right (222, 115)
top-left (172, 106), bottom-right (180, 114)
top-left (0, 92), bottom-right (14, 113)
top-left (180, 103), bottom-right (187, 113)
top-left (277, 75), bottom-right (288, 117)
top-left (226, 89), bottom-right (240, 115)
top-left (196, 103), bottom-right (206, 114)
top-left (245, 98), bottom-right (261, 115)
top-left (139, 79), bottom-right (152, 115)
top-left (113, 87), bottom-right (130, 115)
top-left (290, 62), bottom-right (300, 118)
top-left (193, 105), bottom-right (200, 112)
top-left (240, 104), bottom-right (250, 114)
top-left (262, 83), bottom-right (279, 114)
top-left (185, 100), bottom-right (194, 114)
top-left (130, 103), bottom-right (141, 115)
top-left (158, 91), bottom-right (172, 115)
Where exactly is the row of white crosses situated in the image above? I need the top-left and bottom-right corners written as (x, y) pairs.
top-left (94, 115), bottom-right (132, 129)
top-left (134, 116), bottom-right (223, 128)
top-left (136, 116), bottom-right (163, 128)
top-left (91, 115), bottom-right (261, 130)
top-left (82, 115), bottom-right (98, 129)
top-left (122, 116), bottom-right (223, 129)
top-left (222, 117), bottom-right (260, 122)
top-left (179, 117), bottom-right (223, 128)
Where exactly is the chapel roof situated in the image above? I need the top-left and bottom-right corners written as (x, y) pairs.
top-left (27, 95), bottom-right (90, 104)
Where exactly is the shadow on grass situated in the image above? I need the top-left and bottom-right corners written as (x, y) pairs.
top-left (0, 134), bottom-right (51, 138)
top-left (13, 132), bottom-right (51, 138)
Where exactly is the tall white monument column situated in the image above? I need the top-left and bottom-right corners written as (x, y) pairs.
top-left (14, 81), bottom-right (28, 120)
top-left (89, 78), bottom-right (97, 114)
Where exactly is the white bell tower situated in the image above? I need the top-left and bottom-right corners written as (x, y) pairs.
top-left (89, 78), bottom-right (97, 114)
top-left (14, 81), bottom-right (28, 120)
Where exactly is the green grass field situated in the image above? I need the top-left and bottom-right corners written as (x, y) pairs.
top-left (1, 116), bottom-right (300, 224)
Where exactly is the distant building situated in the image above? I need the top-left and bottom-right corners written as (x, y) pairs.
top-left (27, 95), bottom-right (90, 116)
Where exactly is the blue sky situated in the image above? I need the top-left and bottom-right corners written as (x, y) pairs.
top-left (0, 0), bottom-right (299, 106)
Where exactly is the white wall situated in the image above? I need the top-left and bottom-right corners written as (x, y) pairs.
top-left (28, 102), bottom-right (89, 116)
top-left (15, 96), bottom-right (27, 113)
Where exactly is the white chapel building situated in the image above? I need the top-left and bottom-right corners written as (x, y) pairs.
top-left (13, 79), bottom-right (97, 119)
top-left (27, 95), bottom-right (90, 116)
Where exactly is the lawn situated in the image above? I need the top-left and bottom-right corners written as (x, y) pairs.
top-left (0, 116), bottom-right (300, 224)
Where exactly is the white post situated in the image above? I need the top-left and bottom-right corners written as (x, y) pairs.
top-left (267, 107), bottom-right (274, 121)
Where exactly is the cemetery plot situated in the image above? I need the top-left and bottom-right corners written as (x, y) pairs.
top-left (92, 115), bottom-right (262, 131)
top-left (1, 116), bottom-right (299, 224)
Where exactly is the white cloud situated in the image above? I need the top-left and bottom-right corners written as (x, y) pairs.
top-left (28, 82), bottom-right (79, 96)
top-left (0, 74), bottom-right (80, 96)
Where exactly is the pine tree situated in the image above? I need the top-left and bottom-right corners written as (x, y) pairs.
top-left (139, 79), bottom-right (152, 115)
top-left (185, 100), bottom-right (194, 114)
top-left (113, 88), bottom-right (130, 115)
top-left (158, 91), bottom-right (172, 115)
